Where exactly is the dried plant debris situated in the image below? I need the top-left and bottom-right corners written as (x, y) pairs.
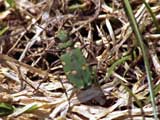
top-left (0, 0), bottom-right (160, 119)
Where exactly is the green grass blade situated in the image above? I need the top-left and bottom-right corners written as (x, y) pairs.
top-left (107, 55), bottom-right (131, 77)
top-left (10, 103), bottom-right (39, 117)
top-left (123, 0), bottom-right (158, 119)
top-left (142, 0), bottom-right (160, 32)
top-left (0, 26), bottom-right (9, 36)
top-left (0, 102), bottom-right (14, 116)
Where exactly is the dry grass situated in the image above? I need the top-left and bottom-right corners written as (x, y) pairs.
top-left (0, 0), bottom-right (160, 119)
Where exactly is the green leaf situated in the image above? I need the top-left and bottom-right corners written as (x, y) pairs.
top-left (60, 48), bottom-right (92, 89)
top-left (0, 102), bottom-right (14, 116)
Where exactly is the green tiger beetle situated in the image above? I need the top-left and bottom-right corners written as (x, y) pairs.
top-left (56, 30), bottom-right (105, 105)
